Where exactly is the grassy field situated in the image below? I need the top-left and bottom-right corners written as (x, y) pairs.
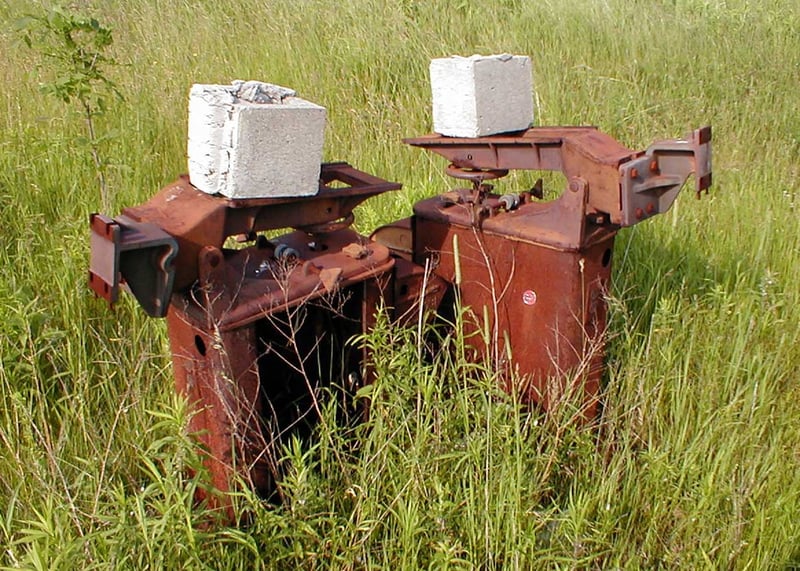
top-left (1, 0), bottom-right (799, 568)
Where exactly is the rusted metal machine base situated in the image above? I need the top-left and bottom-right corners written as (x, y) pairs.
top-left (87, 126), bottom-right (712, 521)
top-left (165, 227), bottom-right (394, 516)
top-left (413, 195), bottom-right (614, 417)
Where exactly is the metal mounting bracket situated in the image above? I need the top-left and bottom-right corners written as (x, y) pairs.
top-left (89, 213), bottom-right (178, 317)
top-left (619, 126), bottom-right (712, 226)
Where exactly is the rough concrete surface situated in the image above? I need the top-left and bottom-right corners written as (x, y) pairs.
top-left (187, 80), bottom-right (326, 199)
top-left (430, 54), bottom-right (534, 138)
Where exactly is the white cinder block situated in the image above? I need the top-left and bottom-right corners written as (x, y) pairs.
top-left (187, 80), bottom-right (326, 199)
top-left (430, 54), bottom-right (534, 138)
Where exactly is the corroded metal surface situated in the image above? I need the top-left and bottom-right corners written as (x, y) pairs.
top-left (413, 196), bottom-right (615, 417)
top-left (166, 226), bottom-right (394, 518)
top-left (89, 163), bottom-right (402, 518)
top-left (405, 125), bottom-right (711, 227)
top-left (89, 162), bottom-right (401, 304)
top-left (88, 125), bottom-right (711, 519)
top-left (406, 125), bottom-right (710, 417)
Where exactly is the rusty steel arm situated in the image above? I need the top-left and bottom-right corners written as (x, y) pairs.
top-left (88, 162), bottom-right (401, 316)
top-left (403, 126), bottom-right (712, 226)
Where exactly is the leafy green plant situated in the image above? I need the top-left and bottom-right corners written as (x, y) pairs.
top-left (16, 6), bottom-right (123, 211)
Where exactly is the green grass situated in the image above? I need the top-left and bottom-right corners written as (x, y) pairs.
top-left (1, 0), bottom-right (800, 568)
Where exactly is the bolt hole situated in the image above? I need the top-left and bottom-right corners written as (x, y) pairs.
top-left (602, 248), bottom-right (612, 267)
top-left (194, 335), bottom-right (207, 357)
top-left (399, 284), bottom-right (409, 296)
top-left (326, 207), bottom-right (332, 214)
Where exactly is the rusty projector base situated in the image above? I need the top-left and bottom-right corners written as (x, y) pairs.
top-left (89, 126), bottom-right (711, 517)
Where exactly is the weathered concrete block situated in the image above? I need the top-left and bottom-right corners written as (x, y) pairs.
top-left (430, 54), bottom-right (533, 138)
top-left (187, 80), bottom-right (326, 199)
